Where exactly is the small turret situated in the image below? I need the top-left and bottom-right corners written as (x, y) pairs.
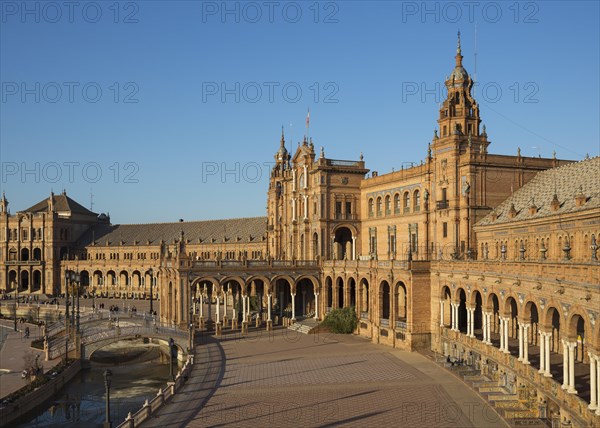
top-left (0, 192), bottom-right (8, 214)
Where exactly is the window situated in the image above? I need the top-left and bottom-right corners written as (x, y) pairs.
top-left (385, 195), bottom-right (391, 215)
top-left (443, 222), bottom-right (448, 238)
top-left (22, 229), bottom-right (28, 241)
top-left (346, 201), bottom-right (352, 216)
top-left (403, 192), bottom-right (410, 213)
top-left (376, 197), bottom-right (382, 216)
top-left (443, 125), bottom-right (447, 136)
top-left (394, 194), bottom-right (400, 214)
top-left (413, 190), bottom-right (420, 212)
top-left (335, 201), bottom-right (342, 219)
top-left (368, 198), bottom-right (374, 217)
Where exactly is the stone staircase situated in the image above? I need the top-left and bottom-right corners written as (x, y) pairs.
top-left (437, 357), bottom-right (544, 427)
top-left (287, 317), bottom-right (319, 334)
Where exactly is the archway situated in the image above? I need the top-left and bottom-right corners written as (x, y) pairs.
top-left (21, 248), bottom-right (29, 262)
top-left (334, 227), bottom-right (353, 260)
top-left (396, 282), bottom-right (407, 322)
top-left (348, 277), bottom-right (356, 308)
top-left (380, 281), bottom-right (390, 321)
top-left (359, 278), bottom-right (369, 317)
top-left (295, 277), bottom-right (316, 318)
top-left (457, 288), bottom-right (467, 333)
top-left (33, 248), bottom-right (42, 261)
top-left (20, 271), bottom-right (29, 291)
top-left (8, 270), bottom-right (17, 292)
top-left (336, 277), bottom-right (344, 308)
top-left (325, 276), bottom-right (333, 311)
top-left (32, 270), bottom-right (42, 292)
top-left (472, 290), bottom-right (483, 339)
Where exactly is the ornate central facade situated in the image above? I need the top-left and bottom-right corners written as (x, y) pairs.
top-left (1, 35), bottom-right (598, 426)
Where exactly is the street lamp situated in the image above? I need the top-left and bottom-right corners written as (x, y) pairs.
top-left (168, 337), bottom-right (175, 381)
top-left (103, 369), bottom-right (113, 428)
top-left (148, 268), bottom-right (154, 315)
top-left (70, 271), bottom-right (76, 328)
top-left (75, 271), bottom-right (81, 333)
top-left (189, 307), bottom-right (194, 351)
top-left (12, 281), bottom-right (18, 331)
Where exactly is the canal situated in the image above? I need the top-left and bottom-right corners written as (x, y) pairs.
top-left (16, 339), bottom-right (177, 427)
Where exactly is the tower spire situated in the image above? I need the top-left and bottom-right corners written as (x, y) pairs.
top-left (280, 125), bottom-right (285, 146)
top-left (456, 30), bottom-right (463, 67)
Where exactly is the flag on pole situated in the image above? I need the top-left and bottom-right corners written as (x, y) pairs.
top-left (306, 108), bottom-right (310, 129)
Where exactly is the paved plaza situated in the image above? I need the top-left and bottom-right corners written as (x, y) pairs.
top-left (145, 328), bottom-right (508, 428)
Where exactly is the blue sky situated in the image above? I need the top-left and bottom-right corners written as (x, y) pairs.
top-left (1, 1), bottom-right (598, 223)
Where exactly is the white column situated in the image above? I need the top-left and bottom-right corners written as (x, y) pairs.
top-left (291, 293), bottom-right (296, 320)
top-left (267, 294), bottom-right (272, 322)
top-left (503, 318), bottom-right (510, 353)
top-left (568, 342), bottom-right (577, 394)
top-left (499, 318), bottom-right (504, 351)
top-left (292, 169), bottom-right (296, 191)
top-left (439, 300), bottom-right (445, 327)
top-left (465, 308), bottom-right (471, 336)
top-left (562, 339), bottom-right (569, 389)
top-left (451, 304), bottom-right (457, 331)
top-left (544, 333), bottom-right (552, 377)
top-left (223, 290), bottom-right (228, 317)
top-left (242, 295), bottom-right (247, 322)
top-left (216, 294), bottom-right (220, 323)
top-left (596, 355), bottom-right (600, 416)
top-left (199, 294), bottom-right (203, 318)
top-left (246, 296), bottom-right (250, 320)
top-left (522, 324), bottom-right (530, 364)
top-left (303, 195), bottom-right (308, 219)
top-left (486, 313), bottom-right (492, 344)
top-left (303, 165), bottom-right (308, 189)
top-left (314, 293), bottom-right (319, 319)
top-left (352, 237), bottom-right (356, 260)
top-left (232, 292), bottom-right (236, 319)
top-left (588, 353), bottom-right (597, 410)
top-left (538, 332), bottom-right (545, 373)
top-left (518, 323), bottom-right (524, 361)
top-left (469, 309), bottom-right (475, 337)
top-left (481, 312), bottom-right (487, 342)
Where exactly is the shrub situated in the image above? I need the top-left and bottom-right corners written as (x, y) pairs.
top-left (321, 307), bottom-right (358, 334)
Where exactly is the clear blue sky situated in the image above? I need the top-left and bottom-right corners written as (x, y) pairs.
top-left (1, 1), bottom-right (598, 223)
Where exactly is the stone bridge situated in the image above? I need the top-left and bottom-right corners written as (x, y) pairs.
top-left (45, 311), bottom-right (190, 361)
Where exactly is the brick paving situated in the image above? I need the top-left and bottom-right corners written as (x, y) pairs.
top-left (145, 328), bottom-right (508, 427)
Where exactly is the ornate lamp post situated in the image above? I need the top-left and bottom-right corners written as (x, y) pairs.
top-left (148, 268), bottom-right (154, 315)
top-left (103, 369), bottom-right (113, 428)
top-left (12, 281), bottom-right (19, 331)
top-left (74, 271), bottom-right (81, 334)
top-left (168, 337), bottom-right (176, 381)
top-left (64, 270), bottom-right (70, 360)
top-left (189, 307), bottom-right (194, 352)
top-left (70, 271), bottom-right (76, 328)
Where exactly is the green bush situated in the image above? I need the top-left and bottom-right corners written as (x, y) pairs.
top-left (321, 307), bottom-right (358, 334)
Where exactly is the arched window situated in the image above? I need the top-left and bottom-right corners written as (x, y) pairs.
top-left (384, 195), bottom-right (391, 215)
top-left (413, 190), bottom-right (420, 212)
top-left (394, 194), bottom-right (400, 214)
top-left (376, 197), bottom-right (382, 216)
top-left (403, 192), bottom-right (410, 213)
top-left (368, 198), bottom-right (374, 217)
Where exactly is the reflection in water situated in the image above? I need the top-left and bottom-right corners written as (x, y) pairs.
top-left (18, 343), bottom-right (176, 427)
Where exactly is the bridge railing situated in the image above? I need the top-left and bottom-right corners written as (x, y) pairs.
top-left (117, 354), bottom-right (195, 428)
top-left (46, 318), bottom-right (187, 359)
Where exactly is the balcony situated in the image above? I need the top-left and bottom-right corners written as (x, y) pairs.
top-left (436, 200), bottom-right (449, 209)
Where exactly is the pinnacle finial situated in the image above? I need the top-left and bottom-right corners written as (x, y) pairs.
top-left (280, 126), bottom-right (285, 145)
top-left (455, 30), bottom-right (463, 67)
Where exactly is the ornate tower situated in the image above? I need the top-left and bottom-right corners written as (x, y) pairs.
top-left (431, 32), bottom-right (490, 258)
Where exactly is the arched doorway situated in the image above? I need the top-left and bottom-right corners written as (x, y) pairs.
top-left (348, 277), bottom-right (356, 308)
top-left (333, 227), bottom-right (353, 260)
top-left (336, 277), bottom-right (344, 308)
top-left (21, 271), bottom-right (29, 291)
top-left (359, 278), bottom-right (369, 318)
top-left (325, 277), bottom-right (333, 311)
top-left (396, 282), bottom-right (407, 322)
top-left (380, 281), bottom-right (390, 321)
top-left (457, 288), bottom-right (467, 333)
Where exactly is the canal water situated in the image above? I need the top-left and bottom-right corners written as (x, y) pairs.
top-left (16, 340), bottom-right (176, 427)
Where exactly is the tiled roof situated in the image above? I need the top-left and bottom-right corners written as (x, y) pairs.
top-left (478, 157), bottom-right (600, 226)
top-left (22, 192), bottom-right (97, 216)
top-left (78, 217), bottom-right (268, 247)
